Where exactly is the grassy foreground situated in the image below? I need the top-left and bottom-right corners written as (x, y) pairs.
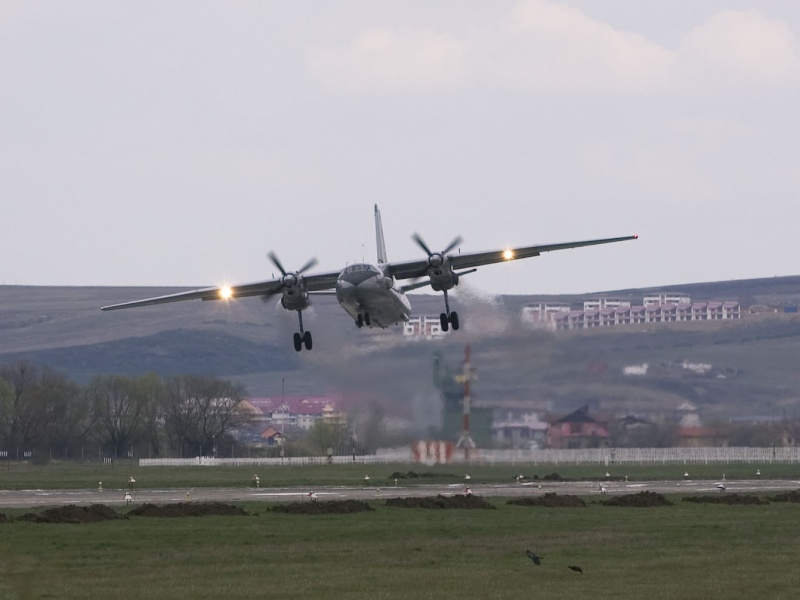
top-left (1, 494), bottom-right (799, 600)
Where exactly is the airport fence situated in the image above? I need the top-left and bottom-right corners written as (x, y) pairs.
top-left (138, 446), bottom-right (800, 467)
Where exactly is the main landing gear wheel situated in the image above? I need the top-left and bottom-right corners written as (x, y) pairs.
top-left (440, 311), bottom-right (460, 332)
top-left (356, 314), bottom-right (364, 328)
top-left (364, 312), bottom-right (371, 326)
top-left (293, 331), bottom-right (313, 351)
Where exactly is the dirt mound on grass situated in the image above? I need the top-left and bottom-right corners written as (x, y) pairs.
top-left (0, 513), bottom-right (8, 524)
top-left (128, 502), bottom-right (249, 517)
top-left (386, 495), bottom-right (496, 510)
top-left (388, 471), bottom-right (459, 480)
top-left (507, 493), bottom-right (586, 508)
top-left (682, 494), bottom-right (769, 505)
top-left (271, 500), bottom-right (374, 514)
top-left (599, 491), bottom-right (673, 507)
top-left (767, 490), bottom-right (800, 503)
top-left (542, 472), bottom-right (569, 482)
top-left (17, 504), bottom-right (122, 523)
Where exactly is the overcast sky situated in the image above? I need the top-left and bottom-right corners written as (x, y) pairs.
top-left (2, 1), bottom-right (799, 295)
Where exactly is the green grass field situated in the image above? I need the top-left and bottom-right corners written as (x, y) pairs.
top-left (2, 463), bottom-right (800, 599)
top-left (1, 495), bottom-right (798, 599)
top-left (1, 461), bottom-right (798, 490)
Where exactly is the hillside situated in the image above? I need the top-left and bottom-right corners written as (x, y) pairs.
top-left (3, 277), bottom-right (800, 429)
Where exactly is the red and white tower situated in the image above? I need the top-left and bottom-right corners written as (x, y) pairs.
top-left (455, 344), bottom-right (477, 460)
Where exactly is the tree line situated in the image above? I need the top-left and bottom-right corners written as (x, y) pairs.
top-left (0, 361), bottom-right (250, 460)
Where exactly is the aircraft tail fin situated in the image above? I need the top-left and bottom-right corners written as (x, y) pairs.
top-left (374, 204), bottom-right (388, 264)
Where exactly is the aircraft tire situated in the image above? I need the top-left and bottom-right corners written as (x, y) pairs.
top-left (440, 313), bottom-right (449, 332)
top-left (450, 311), bottom-right (460, 331)
top-left (303, 331), bottom-right (313, 350)
top-left (293, 332), bottom-right (303, 352)
top-left (356, 314), bottom-right (363, 328)
top-left (364, 313), bottom-right (371, 326)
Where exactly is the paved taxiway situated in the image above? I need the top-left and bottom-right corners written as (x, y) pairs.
top-left (1, 479), bottom-right (797, 509)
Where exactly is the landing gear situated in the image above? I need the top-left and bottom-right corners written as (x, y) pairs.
top-left (293, 310), bottom-right (313, 351)
top-left (355, 312), bottom-right (371, 328)
top-left (439, 290), bottom-right (460, 332)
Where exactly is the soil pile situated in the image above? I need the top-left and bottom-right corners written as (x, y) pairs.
top-left (271, 500), bottom-right (373, 514)
top-left (682, 494), bottom-right (769, 505)
top-left (0, 513), bottom-right (8, 524)
top-left (507, 493), bottom-right (586, 508)
top-left (542, 472), bottom-right (568, 482)
top-left (767, 490), bottom-right (800, 503)
top-left (388, 471), bottom-right (458, 480)
top-left (18, 504), bottom-right (122, 523)
top-left (599, 491), bottom-right (673, 507)
top-left (385, 495), bottom-right (495, 509)
top-left (128, 502), bottom-right (249, 517)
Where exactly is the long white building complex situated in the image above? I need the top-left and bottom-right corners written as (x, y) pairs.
top-left (522, 293), bottom-right (741, 331)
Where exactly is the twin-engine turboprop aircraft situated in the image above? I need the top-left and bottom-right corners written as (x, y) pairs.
top-left (102, 206), bottom-right (637, 351)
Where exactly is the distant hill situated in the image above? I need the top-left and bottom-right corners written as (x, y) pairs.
top-left (3, 276), bottom-right (800, 428)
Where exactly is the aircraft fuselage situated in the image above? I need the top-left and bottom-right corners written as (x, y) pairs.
top-left (335, 263), bottom-right (411, 328)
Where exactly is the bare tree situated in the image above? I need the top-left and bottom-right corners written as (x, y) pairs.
top-left (35, 368), bottom-right (92, 454)
top-left (87, 375), bottom-right (144, 457)
top-left (163, 375), bottom-right (249, 456)
top-left (137, 373), bottom-right (166, 457)
top-left (0, 378), bottom-right (13, 447)
top-left (0, 360), bottom-right (44, 449)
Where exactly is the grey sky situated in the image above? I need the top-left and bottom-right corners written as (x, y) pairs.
top-left (2, 1), bottom-right (799, 295)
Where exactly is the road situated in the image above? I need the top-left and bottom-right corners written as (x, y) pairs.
top-left (1, 478), bottom-right (798, 509)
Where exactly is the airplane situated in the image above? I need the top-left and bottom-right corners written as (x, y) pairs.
top-left (102, 205), bottom-right (637, 351)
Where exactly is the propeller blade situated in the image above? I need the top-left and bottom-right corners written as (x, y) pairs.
top-left (298, 257), bottom-right (318, 274)
top-left (442, 235), bottom-right (463, 255)
top-left (412, 233), bottom-right (433, 256)
top-left (268, 252), bottom-right (287, 276)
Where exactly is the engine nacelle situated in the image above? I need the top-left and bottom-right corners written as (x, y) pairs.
top-left (280, 287), bottom-right (310, 311)
top-left (428, 265), bottom-right (458, 293)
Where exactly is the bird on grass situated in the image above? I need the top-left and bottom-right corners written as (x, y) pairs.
top-left (568, 565), bottom-right (583, 573)
top-left (526, 549), bottom-right (543, 565)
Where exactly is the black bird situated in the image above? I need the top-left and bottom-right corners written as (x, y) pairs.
top-left (568, 565), bottom-right (583, 573)
top-left (526, 549), bottom-right (542, 565)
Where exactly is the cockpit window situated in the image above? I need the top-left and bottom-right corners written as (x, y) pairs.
top-left (343, 264), bottom-right (379, 274)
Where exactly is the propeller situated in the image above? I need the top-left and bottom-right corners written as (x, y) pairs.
top-left (412, 233), bottom-right (462, 272)
top-left (268, 252), bottom-right (318, 288)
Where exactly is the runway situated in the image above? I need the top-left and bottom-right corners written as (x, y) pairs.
top-left (1, 478), bottom-right (798, 509)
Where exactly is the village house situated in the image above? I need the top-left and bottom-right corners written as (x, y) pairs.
top-left (547, 405), bottom-right (611, 449)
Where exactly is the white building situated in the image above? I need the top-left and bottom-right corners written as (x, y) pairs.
top-left (583, 298), bottom-right (631, 311)
top-left (521, 303), bottom-right (571, 329)
top-left (403, 316), bottom-right (448, 338)
top-left (643, 293), bottom-right (692, 306)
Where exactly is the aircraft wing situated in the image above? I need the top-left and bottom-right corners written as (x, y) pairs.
top-left (101, 270), bottom-right (341, 311)
top-left (384, 235), bottom-right (638, 281)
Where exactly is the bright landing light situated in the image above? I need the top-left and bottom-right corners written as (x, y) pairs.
top-left (503, 249), bottom-right (514, 260)
top-left (219, 286), bottom-right (233, 300)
